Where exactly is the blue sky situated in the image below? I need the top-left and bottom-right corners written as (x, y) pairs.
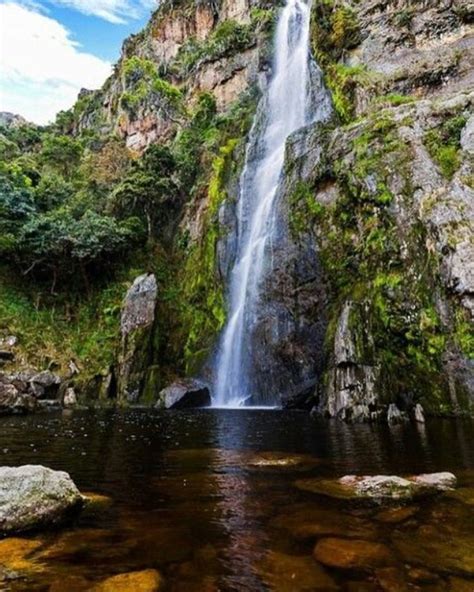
top-left (0, 0), bottom-right (156, 124)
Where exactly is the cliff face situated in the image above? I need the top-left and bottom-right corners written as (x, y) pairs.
top-left (70, 0), bottom-right (274, 153)
top-left (3, 0), bottom-right (472, 419)
top-left (278, 0), bottom-right (474, 419)
top-left (110, 0), bottom-right (473, 417)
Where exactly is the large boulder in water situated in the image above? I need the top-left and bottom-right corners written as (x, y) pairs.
top-left (0, 465), bottom-right (83, 534)
top-left (296, 472), bottom-right (456, 504)
top-left (155, 379), bottom-right (211, 409)
top-left (116, 273), bottom-right (158, 403)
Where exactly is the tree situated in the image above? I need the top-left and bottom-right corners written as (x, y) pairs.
top-left (16, 209), bottom-right (143, 292)
top-left (110, 144), bottom-right (178, 241)
top-left (41, 135), bottom-right (83, 178)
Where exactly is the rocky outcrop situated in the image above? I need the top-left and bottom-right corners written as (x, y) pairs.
top-left (117, 273), bottom-right (158, 403)
top-left (278, 89), bottom-right (474, 419)
top-left (0, 370), bottom-right (66, 415)
top-left (72, 0), bottom-right (275, 152)
top-left (156, 378), bottom-right (210, 409)
top-left (296, 472), bottom-right (457, 504)
top-left (0, 465), bottom-right (83, 534)
top-left (0, 382), bottom-right (36, 415)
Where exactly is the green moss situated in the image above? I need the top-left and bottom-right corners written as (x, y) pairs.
top-left (454, 308), bottom-right (474, 359)
top-left (424, 114), bottom-right (467, 179)
top-left (316, 116), bottom-right (453, 410)
top-left (177, 138), bottom-right (238, 374)
top-left (289, 181), bottom-right (325, 236)
top-left (310, 1), bottom-right (364, 123)
top-left (173, 18), bottom-right (258, 77)
top-left (120, 57), bottom-right (182, 116)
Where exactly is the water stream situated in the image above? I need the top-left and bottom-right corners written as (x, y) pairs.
top-left (213, 0), bottom-right (330, 407)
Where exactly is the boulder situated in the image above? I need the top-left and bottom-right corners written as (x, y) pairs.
top-left (116, 273), bottom-right (158, 403)
top-left (0, 384), bottom-right (36, 415)
top-left (156, 378), bottom-right (211, 409)
top-left (295, 472), bottom-right (456, 504)
top-left (30, 370), bottom-right (61, 399)
top-left (62, 387), bottom-right (77, 409)
top-left (314, 538), bottom-right (393, 571)
top-left (91, 569), bottom-right (163, 592)
top-left (258, 550), bottom-right (338, 591)
top-left (0, 465), bottom-right (83, 534)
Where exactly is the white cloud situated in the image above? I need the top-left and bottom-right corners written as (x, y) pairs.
top-left (49, 0), bottom-right (157, 24)
top-left (0, 2), bottom-right (112, 124)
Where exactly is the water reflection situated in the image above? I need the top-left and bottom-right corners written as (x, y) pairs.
top-left (0, 410), bottom-right (473, 591)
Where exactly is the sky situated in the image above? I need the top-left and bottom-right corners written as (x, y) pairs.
top-left (0, 0), bottom-right (157, 125)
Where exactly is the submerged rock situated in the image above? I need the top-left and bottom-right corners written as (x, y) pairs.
top-left (393, 526), bottom-right (474, 576)
top-left (272, 503), bottom-right (377, 541)
top-left (296, 472), bottom-right (456, 503)
top-left (0, 465), bottom-right (83, 534)
top-left (258, 550), bottom-right (338, 591)
top-left (156, 378), bottom-right (210, 409)
top-left (0, 537), bottom-right (43, 573)
top-left (91, 569), bottom-right (163, 592)
top-left (314, 537), bottom-right (394, 571)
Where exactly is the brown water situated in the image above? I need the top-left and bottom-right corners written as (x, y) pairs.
top-left (0, 409), bottom-right (474, 591)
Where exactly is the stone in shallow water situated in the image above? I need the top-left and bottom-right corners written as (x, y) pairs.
top-left (0, 465), bottom-right (83, 534)
top-left (392, 526), bottom-right (474, 576)
top-left (91, 569), bottom-right (163, 592)
top-left (446, 487), bottom-right (474, 506)
top-left (258, 550), bottom-right (338, 591)
top-left (0, 538), bottom-right (43, 572)
top-left (375, 567), bottom-right (408, 592)
top-left (272, 503), bottom-right (377, 541)
top-left (165, 448), bottom-right (319, 472)
top-left (375, 505), bottom-right (419, 524)
top-left (82, 491), bottom-right (114, 509)
top-left (156, 379), bottom-right (210, 409)
top-left (313, 538), bottom-right (394, 571)
top-left (296, 472), bottom-right (456, 504)
top-left (49, 575), bottom-right (90, 592)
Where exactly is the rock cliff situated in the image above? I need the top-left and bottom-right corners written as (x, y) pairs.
top-left (2, 0), bottom-right (472, 419)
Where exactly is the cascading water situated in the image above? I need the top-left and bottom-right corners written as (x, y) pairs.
top-left (213, 0), bottom-right (331, 408)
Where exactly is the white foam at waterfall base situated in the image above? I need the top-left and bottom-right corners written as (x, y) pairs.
top-left (212, 0), bottom-right (330, 408)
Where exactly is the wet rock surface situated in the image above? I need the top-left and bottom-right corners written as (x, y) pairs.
top-left (0, 369), bottom-right (68, 416)
top-left (156, 378), bottom-right (211, 409)
top-left (0, 465), bottom-right (83, 534)
top-left (91, 569), bottom-right (163, 592)
top-left (314, 538), bottom-right (394, 571)
top-left (295, 472), bottom-right (456, 503)
top-left (258, 550), bottom-right (338, 591)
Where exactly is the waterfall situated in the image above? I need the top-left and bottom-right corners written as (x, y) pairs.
top-left (213, 0), bottom-right (331, 408)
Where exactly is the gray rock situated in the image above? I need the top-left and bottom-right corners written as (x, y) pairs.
top-left (120, 273), bottom-right (157, 337)
top-left (62, 387), bottom-right (77, 409)
top-left (117, 273), bottom-right (158, 403)
top-left (30, 371), bottom-right (61, 399)
top-left (0, 465), bottom-right (83, 534)
top-left (156, 379), bottom-right (211, 409)
top-left (387, 404), bottom-right (409, 424)
top-left (461, 114), bottom-right (474, 154)
top-left (414, 403), bottom-right (425, 423)
top-left (0, 384), bottom-right (36, 416)
top-left (338, 472), bottom-right (457, 503)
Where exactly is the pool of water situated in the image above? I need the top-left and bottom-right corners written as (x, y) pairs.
top-left (0, 409), bottom-right (473, 591)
